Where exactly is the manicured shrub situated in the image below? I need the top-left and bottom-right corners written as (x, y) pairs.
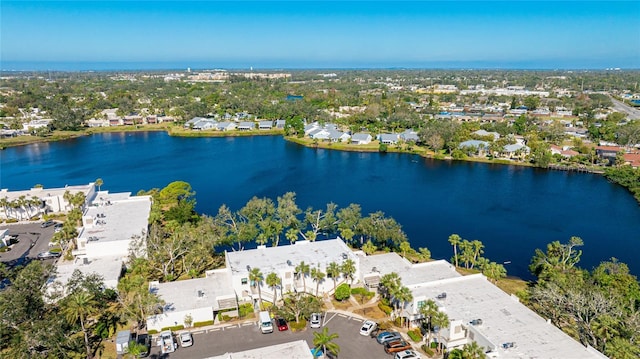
top-left (334, 283), bottom-right (351, 301)
top-left (377, 302), bottom-right (393, 315)
top-left (289, 319), bottom-right (307, 332)
top-left (5, 218), bottom-right (18, 223)
top-left (148, 329), bottom-right (158, 335)
top-left (160, 325), bottom-right (184, 331)
top-left (193, 320), bottom-right (214, 327)
top-left (238, 303), bottom-right (253, 317)
top-left (421, 344), bottom-right (434, 356)
top-left (407, 329), bottom-right (422, 342)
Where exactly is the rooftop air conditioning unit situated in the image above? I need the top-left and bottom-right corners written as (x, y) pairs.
top-left (342, 253), bottom-right (348, 259)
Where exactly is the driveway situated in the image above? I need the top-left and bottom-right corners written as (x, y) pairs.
top-left (0, 221), bottom-right (58, 268)
top-left (149, 313), bottom-right (401, 359)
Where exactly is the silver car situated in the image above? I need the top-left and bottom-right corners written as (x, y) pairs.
top-left (310, 312), bottom-right (322, 328)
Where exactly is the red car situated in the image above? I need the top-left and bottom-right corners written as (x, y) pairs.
top-left (276, 317), bottom-right (288, 331)
top-left (384, 340), bottom-right (412, 354)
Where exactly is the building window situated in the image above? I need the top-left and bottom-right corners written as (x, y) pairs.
top-left (417, 300), bottom-right (426, 309)
top-left (241, 278), bottom-right (248, 285)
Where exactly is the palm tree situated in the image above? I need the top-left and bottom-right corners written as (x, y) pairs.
top-left (448, 234), bottom-right (462, 267)
top-left (326, 262), bottom-right (341, 291)
top-left (295, 261), bottom-right (310, 293)
top-left (123, 340), bottom-right (147, 359)
top-left (313, 327), bottom-right (340, 358)
top-left (265, 272), bottom-right (281, 304)
top-left (341, 259), bottom-right (356, 285)
top-left (379, 272), bottom-right (401, 300)
top-left (311, 267), bottom-right (326, 297)
top-left (482, 262), bottom-right (507, 283)
top-left (393, 286), bottom-right (413, 326)
top-left (419, 299), bottom-right (439, 344)
top-left (0, 196), bottom-right (9, 219)
top-left (63, 291), bottom-right (98, 359)
top-left (249, 267), bottom-right (264, 308)
top-left (431, 310), bottom-right (450, 354)
top-left (461, 341), bottom-right (487, 358)
top-left (95, 178), bottom-right (104, 191)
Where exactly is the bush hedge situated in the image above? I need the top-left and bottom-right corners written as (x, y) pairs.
top-left (334, 283), bottom-right (351, 301)
top-left (421, 344), bottom-right (434, 356)
top-left (377, 302), bottom-right (393, 315)
top-left (289, 319), bottom-right (307, 332)
top-left (148, 329), bottom-right (158, 335)
top-left (160, 325), bottom-right (184, 331)
top-left (193, 320), bottom-right (214, 327)
top-left (238, 303), bottom-right (253, 317)
top-left (407, 329), bottom-right (422, 342)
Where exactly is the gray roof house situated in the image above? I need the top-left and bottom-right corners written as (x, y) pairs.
top-left (351, 133), bottom-right (372, 145)
top-left (399, 129), bottom-right (420, 142)
top-left (459, 140), bottom-right (489, 149)
top-left (378, 133), bottom-right (399, 144)
top-left (258, 120), bottom-right (273, 130)
top-left (275, 119), bottom-right (286, 129)
top-left (238, 121), bottom-right (255, 131)
top-left (216, 121), bottom-right (237, 131)
top-left (472, 129), bottom-right (500, 140)
top-left (328, 129), bottom-right (350, 142)
top-left (308, 128), bottom-right (330, 140)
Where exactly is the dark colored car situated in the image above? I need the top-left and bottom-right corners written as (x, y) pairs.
top-left (384, 340), bottom-right (412, 354)
top-left (276, 317), bottom-right (288, 331)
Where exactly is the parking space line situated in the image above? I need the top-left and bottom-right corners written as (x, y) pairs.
top-left (242, 322), bottom-right (253, 326)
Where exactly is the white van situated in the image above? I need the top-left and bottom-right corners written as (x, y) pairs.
top-left (259, 311), bottom-right (273, 334)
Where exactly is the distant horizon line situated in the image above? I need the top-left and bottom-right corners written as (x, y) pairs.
top-left (1, 60), bottom-right (638, 72)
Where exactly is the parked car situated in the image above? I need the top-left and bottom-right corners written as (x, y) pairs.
top-left (394, 350), bottom-right (420, 359)
top-left (359, 320), bottom-right (377, 336)
top-left (36, 251), bottom-right (61, 260)
top-left (377, 331), bottom-right (402, 344)
top-left (276, 317), bottom-right (288, 331)
top-left (310, 312), bottom-right (322, 328)
top-left (41, 220), bottom-right (56, 228)
top-left (179, 332), bottom-right (193, 347)
top-left (384, 340), bottom-right (412, 354)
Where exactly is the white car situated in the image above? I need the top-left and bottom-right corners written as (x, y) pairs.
top-left (310, 312), bottom-right (322, 328)
top-left (359, 320), bottom-right (377, 336)
top-left (395, 350), bottom-right (421, 359)
top-left (179, 332), bottom-right (193, 347)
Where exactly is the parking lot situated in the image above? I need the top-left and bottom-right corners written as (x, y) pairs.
top-left (149, 313), bottom-right (405, 359)
top-left (0, 221), bottom-right (58, 267)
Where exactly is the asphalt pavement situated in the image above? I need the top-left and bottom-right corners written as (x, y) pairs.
top-left (149, 313), bottom-right (403, 359)
top-left (0, 221), bottom-right (58, 267)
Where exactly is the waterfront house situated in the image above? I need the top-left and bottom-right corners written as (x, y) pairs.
top-left (216, 122), bottom-right (237, 131)
top-left (378, 133), bottom-right (399, 145)
top-left (258, 120), bottom-right (273, 130)
top-left (351, 133), bottom-right (372, 145)
top-left (328, 129), bottom-right (350, 142)
top-left (399, 129), bottom-right (420, 143)
top-left (502, 143), bottom-right (530, 160)
top-left (308, 128), bottom-right (330, 140)
top-left (237, 122), bottom-right (255, 131)
top-left (459, 140), bottom-right (489, 156)
top-left (275, 119), bottom-right (286, 129)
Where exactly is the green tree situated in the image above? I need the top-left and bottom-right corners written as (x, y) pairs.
top-left (249, 267), bottom-right (265, 308)
top-left (362, 240), bottom-right (377, 255)
top-left (448, 234), bottom-right (462, 267)
top-left (95, 178), bottom-right (104, 191)
top-left (340, 259), bottom-right (356, 285)
top-left (279, 292), bottom-right (321, 323)
top-left (311, 267), bottom-right (326, 297)
top-left (266, 272), bottom-right (281, 304)
top-left (432, 310), bottom-right (450, 353)
top-left (530, 236), bottom-right (584, 281)
top-left (313, 327), bottom-right (340, 357)
top-left (334, 283), bottom-right (351, 301)
top-left (326, 262), bottom-right (341, 291)
top-left (295, 261), bottom-right (311, 293)
top-left (63, 291), bottom-right (98, 359)
top-left (482, 262), bottom-right (507, 283)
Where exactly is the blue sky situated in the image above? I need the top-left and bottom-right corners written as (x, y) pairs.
top-left (1, 1), bottom-right (639, 69)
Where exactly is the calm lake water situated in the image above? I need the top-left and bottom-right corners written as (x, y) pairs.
top-left (1, 132), bottom-right (639, 279)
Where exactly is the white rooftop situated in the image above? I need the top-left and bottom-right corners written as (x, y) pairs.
top-left (0, 183), bottom-right (94, 202)
top-left (358, 253), bottom-right (461, 286)
top-left (226, 238), bottom-right (357, 277)
top-left (79, 193), bottom-right (151, 244)
top-left (410, 274), bottom-right (606, 359)
top-left (150, 269), bottom-right (236, 312)
top-left (205, 340), bottom-right (313, 359)
top-left (47, 255), bottom-right (124, 295)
